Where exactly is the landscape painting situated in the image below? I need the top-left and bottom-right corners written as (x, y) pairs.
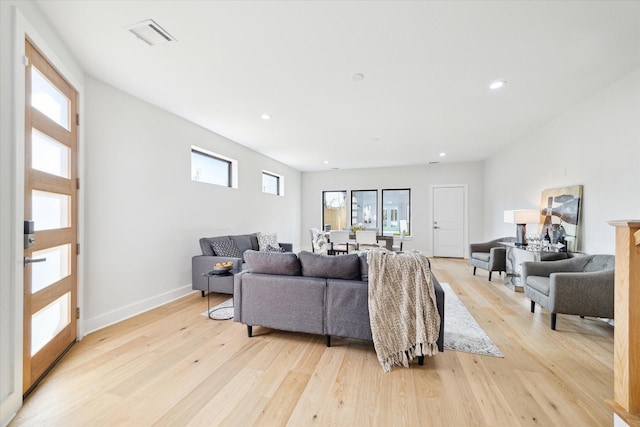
top-left (538, 185), bottom-right (583, 252)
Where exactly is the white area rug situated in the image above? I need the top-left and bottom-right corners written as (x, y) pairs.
top-left (202, 298), bottom-right (234, 320)
top-left (202, 284), bottom-right (504, 357)
top-left (440, 282), bottom-right (503, 357)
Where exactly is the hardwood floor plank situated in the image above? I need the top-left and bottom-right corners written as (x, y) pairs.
top-left (10, 258), bottom-right (615, 427)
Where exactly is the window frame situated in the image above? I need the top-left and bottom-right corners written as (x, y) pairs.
top-left (350, 189), bottom-right (378, 230)
top-left (262, 170), bottom-right (284, 196)
top-left (381, 188), bottom-right (411, 235)
top-left (322, 190), bottom-right (347, 232)
top-left (190, 145), bottom-right (237, 188)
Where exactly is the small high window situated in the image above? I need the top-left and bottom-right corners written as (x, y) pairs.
top-left (191, 146), bottom-right (237, 188)
top-left (262, 171), bottom-right (283, 195)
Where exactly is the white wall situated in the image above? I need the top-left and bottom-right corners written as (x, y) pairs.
top-left (83, 77), bottom-right (302, 332)
top-left (483, 69), bottom-right (640, 254)
top-left (301, 162), bottom-right (484, 256)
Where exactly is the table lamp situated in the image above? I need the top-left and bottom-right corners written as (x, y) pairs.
top-left (504, 210), bottom-right (540, 247)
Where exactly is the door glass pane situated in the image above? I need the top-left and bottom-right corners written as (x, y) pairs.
top-left (32, 190), bottom-right (70, 231)
top-left (31, 292), bottom-right (70, 356)
top-left (31, 244), bottom-right (71, 293)
top-left (31, 66), bottom-right (70, 130)
top-left (32, 129), bottom-right (70, 178)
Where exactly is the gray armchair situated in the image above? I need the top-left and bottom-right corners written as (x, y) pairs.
top-left (521, 254), bottom-right (615, 330)
top-left (469, 237), bottom-right (514, 281)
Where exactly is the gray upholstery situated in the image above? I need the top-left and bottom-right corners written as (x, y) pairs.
top-left (192, 233), bottom-right (293, 294)
top-left (298, 251), bottom-right (361, 280)
top-left (234, 253), bottom-right (445, 353)
top-left (469, 236), bottom-right (515, 281)
top-left (521, 254), bottom-right (615, 330)
top-left (244, 250), bottom-right (301, 276)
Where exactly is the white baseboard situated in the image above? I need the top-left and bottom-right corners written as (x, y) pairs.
top-left (82, 284), bottom-right (196, 335)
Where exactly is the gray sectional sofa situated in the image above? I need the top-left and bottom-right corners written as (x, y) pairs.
top-left (233, 250), bottom-right (445, 359)
top-left (192, 233), bottom-right (293, 295)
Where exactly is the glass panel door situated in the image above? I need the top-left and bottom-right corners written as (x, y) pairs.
top-left (23, 39), bottom-right (78, 395)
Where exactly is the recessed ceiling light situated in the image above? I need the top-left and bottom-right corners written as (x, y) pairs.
top-left (323, 160), bottom-right (329, 164)
top-left (260, 113), bottom-right (271, 120)
top-left (439, 152), bottom-right (446, 157)
top-left (352, 73), bottom-right (365, 82)
top-left (489, 80), bottom-right (507, 90)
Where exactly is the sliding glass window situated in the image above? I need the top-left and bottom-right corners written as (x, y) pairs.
top-left (381, 189), bottom-right (411, 235)
top-left (322, 191), bottom-right (347, 232)
top-left (351, 190), bottom-right (377, 230)
top-left (191, 146), bottom-right (233, 187)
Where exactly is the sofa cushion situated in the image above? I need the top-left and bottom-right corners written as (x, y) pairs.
top-left (471, 252), bottom-right (491, 262)
top-left (526, 276), bottom-right (550, 296)
top-left (229, 234), bottom-right (254, 256)
top-left (257, 232), bottom-right (280, 251)
top-left (244, 250), bottom-right (301, 276)
top-left (211, 239), bottom-right (242, 258)
top-left (298, 251), bottom-right (361, 280)
top-left (359, 253), bottom-right (369, 282)
top-left (201, 236), bottom-right (232, 256)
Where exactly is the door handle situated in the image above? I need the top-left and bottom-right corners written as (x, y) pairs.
top-left (24, 257), bottom-right (46, 267)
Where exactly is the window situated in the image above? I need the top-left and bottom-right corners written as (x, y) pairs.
top-left (322, 191), bottom-right (347, 232)
top-left (351, 190), bottom-right (377, 230)
top-left (262, 171), bottom-right (283, 195)
top-left (382, 189), bottom-right (411, 235)
top-left (191, 146), bottom-right (237, 188)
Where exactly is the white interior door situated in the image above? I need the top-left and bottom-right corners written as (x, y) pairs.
top-left (432, 186), bottom-right (465, 258)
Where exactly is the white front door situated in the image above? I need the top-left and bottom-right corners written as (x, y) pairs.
top-left (432, 186), bottom-right (465, 258)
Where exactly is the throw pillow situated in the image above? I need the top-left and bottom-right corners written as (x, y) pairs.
top-left (265, 244), bottom-right (286, 253)
top-left (244, 250), bottom-right (302, 276)
top-left (210, 240), bottom-right (242, 258)
top-left (257, 232), bottom-right (280, 251)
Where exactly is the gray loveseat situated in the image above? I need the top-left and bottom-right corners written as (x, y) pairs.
top-left (233, 250), bottom-right (445, 362)
top-left (192, 233), bottom-right (293, 296)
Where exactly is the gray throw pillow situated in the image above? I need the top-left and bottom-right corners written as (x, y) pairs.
top-left (211, 240), bottom-right (242, 258)
top-left (244, 250), bottom-right (301, 276)
top-left (298, 251), bottom-right (361, 280)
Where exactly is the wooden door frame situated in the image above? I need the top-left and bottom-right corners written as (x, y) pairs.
top-left (430, 184), bottom-right (468, 258)
top-left (5, 10), bottom-right (85, 413)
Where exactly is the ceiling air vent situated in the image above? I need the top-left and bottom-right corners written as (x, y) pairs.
top-left (127, 19), bottom-right (176, 46)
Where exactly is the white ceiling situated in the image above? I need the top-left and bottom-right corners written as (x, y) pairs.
top-left (35, 1), bottom-right (640, 172)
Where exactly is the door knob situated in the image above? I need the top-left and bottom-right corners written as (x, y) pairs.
top-left (434, 226), bottom-right (440, 229)
top-left (24, 257), bottom-right (46, 267)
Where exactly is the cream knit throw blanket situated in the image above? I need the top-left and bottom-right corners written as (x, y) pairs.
top-left (367, 250), bottom-right (441, 372)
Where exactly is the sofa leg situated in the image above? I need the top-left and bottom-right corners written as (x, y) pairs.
top-left (473, 267), bottom-right (476, 275)
top-left (580, 315), bottom-right (585, 319)
top-left (201, 290), bottom-right (205, 298)
top-left (247, 325), bottom-right (253, 338)
top-left (418, 356), bottom-right (424, 366)
top-left (326, 335), bottom-right (331, 347)
top-left (488, 271), bottom-right (492, 281)
top-left (551, 313), bottom-right (557, 330)
top-left (530, 300), bottom-right (535, 313)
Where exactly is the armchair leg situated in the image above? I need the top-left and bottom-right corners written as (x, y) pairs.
top-left (550, 313), bottom-right (557, 330)
top-left (201, 290), bottom-right (205, 298)
top-left (488, 271), bottom-right (492, 281)
top-left (326, 335), bottom-right (331, 347)
top-left (418, 356), bottom-right (424, 366)
top-left (247, 325), bottom-right (253, 338)
top-left (473, 267), bottom-right (476, 275)
top-left (530, 300), bottom-right (535, 313)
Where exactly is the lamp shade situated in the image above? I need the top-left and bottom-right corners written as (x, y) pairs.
top-left (504, 209), bottom-right (540, 224)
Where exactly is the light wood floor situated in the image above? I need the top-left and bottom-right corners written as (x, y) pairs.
top-left (11, 258), bottom-right (614, 426)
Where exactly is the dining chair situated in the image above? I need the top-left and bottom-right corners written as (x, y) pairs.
top-left (329, 230), bottom-right (353, 255)
top-left (355, 230), bottom-right (383, 250)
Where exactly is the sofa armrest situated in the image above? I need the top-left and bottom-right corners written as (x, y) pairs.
top-left (549, 270), bottom-right (615, 316)
top-left (487, 247), bottom-right (507, 271)
top-left (192, 255), bottom-right (242, 291)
